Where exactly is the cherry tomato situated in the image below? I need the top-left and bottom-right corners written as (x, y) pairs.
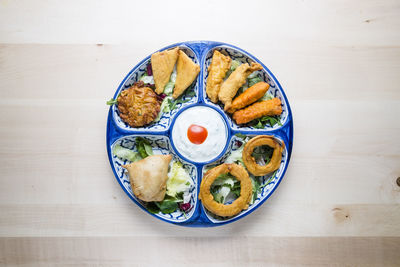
top-left (187, 124), bottom-right (208, 144)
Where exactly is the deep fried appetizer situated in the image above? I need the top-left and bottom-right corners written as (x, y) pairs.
top-left (218, 62), bottom-right (262, 111)
top-left (173, 50), bottom-right (200, 99)
top-left (232, 97), bottom-right (282, 125)
top-left (117, 81), bottom-right (161, 127)
top-left (243, 136), bottom-right (284, 176)
top-left (122, 154), bottom-right (172, 202)
top-left (206, 50), bottom-right (231, 103)
top-left (199, 163), bottom-right (252, 217)
top-left (151, 47), bottom-right (179, 94)
top-left (227, 82), bottom-right (270, 113)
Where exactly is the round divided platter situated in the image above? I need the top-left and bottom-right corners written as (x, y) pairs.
top-left (106, 41), bottom-right (293, 227)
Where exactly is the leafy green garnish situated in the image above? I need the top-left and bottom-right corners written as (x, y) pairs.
top-left (155, 200), bottom-right (179, 214)
top-left (146, 202), bottom-right (161, 214)
top-left (112, 144), bottom-right (140, 162)
top-left (225, 59), bottom-right (241, 78)
top-left (107, 92), bottom-right (121, 106)
top-left (135, 137), bottom-right (153, 159)
top-left (168, 97), bottom-right (190, 111)
top-left (248, 76), bottom-right (262, 87)
top-left (144, 144), bottom-right (153, 156)
top-left (210, 173), bottom-right (240, 204)
top-left (250, 177), bottom-right (261, 204)
top-left (185, 89), bottom-right (196, 98)
top-left (145, 195), bottom-right (181, 214)
top-left (235, 133), bottom-right (247, 139)
top-left (107, 98), bottom-right (118, 105)
top-left (225, 141), bottom-right (246, 165)
top-left (252, 145), bottom-right (274, 164)
top-left (261, 92), bottom-right (274, 101)
top-left (252, 115), bottom-right (282, 129)
top-left (260, 171), bottom-right (277, 189)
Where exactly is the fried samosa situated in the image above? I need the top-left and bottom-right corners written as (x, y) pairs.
top-left (122, 154), bottom-right (172, 202)
top-left (173, 50), bottom-right (200, 99)
top-left (151, 47), bottom-right (179, 94)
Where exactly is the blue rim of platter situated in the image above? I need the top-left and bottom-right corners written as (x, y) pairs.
top-left (106, 41), bottom-right (294, 227)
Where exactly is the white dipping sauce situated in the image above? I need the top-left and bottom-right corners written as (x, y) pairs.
top-left (172, 106), bottom-right (227, 162)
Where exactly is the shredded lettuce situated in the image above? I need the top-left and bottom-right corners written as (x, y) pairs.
top-left (230, 60), bottom-right (241, 71)
top-left (112, 144), bottom-right (139, 162)
top-left (225, 141), bottom-right (247, 165)
top-left (164, 81), bottom-right (174, 95)
top-left (210, 173), bottom-right (240, 204)
top-left (225, 148), bottom-right (244, 165)
top-left (170, 68), bottom-right (177, 83)
top-left (248, 72), bottom-right (259, 79)
top-left (136, 137), bottom-right (153, 158)
top-left (248, 76), bottom-right (263, 87)
top-left (213, 186), bottom-right (231, 203)
top-left (261, 92), bottom-right (274, 101)
top-left (139, 74), bottom-right (154, 84)
top-left (154, 96), bottom-right (173, 122)
top-left (163, 67), bottom-right (177, 95)
top-left (225, 59), bottom-right (241, 78)
top-left (166, 161), bottom-right (192, 198)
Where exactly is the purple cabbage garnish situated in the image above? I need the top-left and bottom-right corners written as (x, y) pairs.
top-left (156, 93), bottom-right (166, 102)
top-left (147, 63), bottom-right (153, 76)
top-left (235, 140), bottom-right (243, 147)
top-left (179, 202), bottom-right (192, 213)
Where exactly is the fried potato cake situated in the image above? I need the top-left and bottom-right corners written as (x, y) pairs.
top-left (206, 50), bottom-right (231, 103)
top-left (151, 47), bottom-right (179, 94)
top-left (218, 62), bottom-right (262, 111)
top-left (232, 97), bottom-right (282, 125)
top-left (117, 81), bottom-right (161, 127)
top-left (123, 154), bottom-right (172, 202)
top-left (173, 50), bottom-right (200, 99)
top-left (199, 163), bottom-right (252, 217)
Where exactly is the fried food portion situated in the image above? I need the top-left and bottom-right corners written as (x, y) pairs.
top-left (243, 136), bottom-right (284, 176)
top-left (199, 163), bottom-right (252, 217)
top-left (227, 82), bottom-right (270, 113)
top-left (123, 154), bottom-right (172, 202)
top-left (117, 81), bottom-right (161, 127)
top-left (173, 50), bottom-right (200, 99)
top-left (206, 50), bottom-right (231, 103)
top-left (151, 47), bottom-right (179, 94)
top-left (232, 97), bottom-right (282, 125)
top-left (218, 62), bottom-right (263, 111)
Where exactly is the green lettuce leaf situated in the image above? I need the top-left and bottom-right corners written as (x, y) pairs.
top-left (112, 145), bottom-right (139, 162)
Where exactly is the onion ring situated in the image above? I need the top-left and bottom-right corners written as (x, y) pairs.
top-left (243, 135), bottom-right (285, 176)
top-left (199, 163), bottom-right (252, 217)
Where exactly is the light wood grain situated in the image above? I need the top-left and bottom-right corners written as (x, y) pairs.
top-left (0, 0), bottom-right (399, 266)
top-left (1, 237), bottom-right (399, 266)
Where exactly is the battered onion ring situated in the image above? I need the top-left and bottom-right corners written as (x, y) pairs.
top-left (243, 135), bottom-right (285, 176)
top-left (199, 163), bottom-right (252, 217)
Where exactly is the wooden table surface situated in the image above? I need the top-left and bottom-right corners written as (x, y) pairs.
top-left (0, 0), bottom-right (399, 266)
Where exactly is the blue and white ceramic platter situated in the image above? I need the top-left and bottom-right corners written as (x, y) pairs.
top-left (106, 41), bottom-right (293, 227)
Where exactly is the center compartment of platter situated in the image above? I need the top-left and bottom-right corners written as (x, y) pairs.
top-left (171, 105), bottom-right (228, 163)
